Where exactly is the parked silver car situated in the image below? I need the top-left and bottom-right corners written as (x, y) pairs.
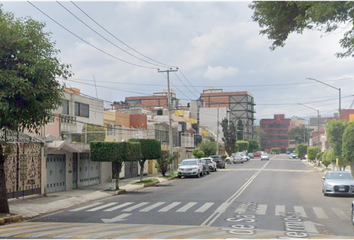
top-left (322, 171), bottom-right (354, 196)
top-left (178, 159), bottom-right (203, 178)
top-left (231, 154), bottom-right (245, 164)
top-left (260, 153), bottom-right (269, 161)
top-left (201, 158), bottom-right (217, 172)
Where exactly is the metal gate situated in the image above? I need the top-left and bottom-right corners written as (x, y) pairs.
top-left (46, 154), bottom-right (66, 193)
top-left (124, 161), bottom-right (138, 178)
top-left (79, 153), bottom-right (100, 187)
top-left (72, 153), bottom-right (78, 189)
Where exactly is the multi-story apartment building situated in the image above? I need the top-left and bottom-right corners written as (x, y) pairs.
top-left (199, 86), bottom-right (256, 140)
top-left (260, 114), bottom-right (291, 153)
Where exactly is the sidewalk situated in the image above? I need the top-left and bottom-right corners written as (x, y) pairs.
top-left (301, 159), bottom-right (352, 172)
top-left (5, 173), bottom-right (174, 221)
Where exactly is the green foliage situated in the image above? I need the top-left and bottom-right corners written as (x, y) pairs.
top-left (199, 140), bottom-right (217, 157)
top-left (296, 144), bottom-right (308, 159)
top-left (249, 1), bottom-right (354, 58)
top-left (81, 124), bottom-right (106, 144)
top-left (287, 148), bottom-right (295, 152)
top-left (237, 119), bottom-right (244, 140)
top-left (194, 135), bottom-right (202, 146)
top-left (192, 149), bottom-right (199, 158)
top-left (326, 151), bottom-right (337, 164)
top-left (253, 126), bottom-right (266, 141)
top-left (222, 154), bottom-right (227, 159)
top-left (307, 147), bottom-right (319, 160)
top-left (287, 126), bottom-right (308, 145)
top-left (156, 152), bottom-right (179, 177)
top-left (128, 139), bottom-right (161, 160)
top-left (237, 140), bottom-right (249, 152)
top-left (221, 118), bottom-right (237, 156)
top-left (316, 152), bottom-right (324, 161)
top-left (342, 122), bottom-right (354, 163)
top-left (196, 150), bottom-right (205, 159)
top-left (0, 7), bottom-right (72, 133)
top-left (247, 139), bottom-right (260, 153)
top-left (270, 148), bottom-right (280, 154)
top-left (90, 142), bottom-right (141, 163)
top-left (321, 152), bottom-right (331, 168)
top-left (326, 120), bottom-right (349, 158)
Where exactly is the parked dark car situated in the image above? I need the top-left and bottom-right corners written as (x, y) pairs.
top-left (210, 155), bottom-right (225, 169)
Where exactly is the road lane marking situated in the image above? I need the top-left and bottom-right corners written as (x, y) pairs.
top-left (195, 202), bottom-right (214, 212)
top-left (139, 202), bottom-right (166, 212)
top-left (332, 208), bottom-right (349, 220)
top-left (294, 206), bottom-right (308, 218)
top-left (103, 202), bottom-right (134, 212)
top-left (235, 202), bottom-right (250, 214)
top-left (87, 202), bottom-right (117, 212)
top-left (70, 202), bottom-right (102, 211)
top-left (313, 207), bottom-right (328, 219)
top-left (176, 202), bottom-right (197, 212)
top-left (158, 202), bottom-right (181, 212)
top-left (256, 204), bottom-right (267, 215)
top-left (201, 160), bottom-right (271, 226)
top-left (275, 205), bottom-right (285, 216)
top-left (122, 202), bottom-right (149, 212)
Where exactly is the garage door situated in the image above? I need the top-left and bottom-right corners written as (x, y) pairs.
top-left (46, 154), bottom-right (66, 193)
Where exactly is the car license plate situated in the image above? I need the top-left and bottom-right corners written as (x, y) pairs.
top-left (339, 187), bottom-right (345, 191)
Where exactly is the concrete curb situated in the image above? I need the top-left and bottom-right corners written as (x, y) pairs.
top-left (0, 214), bottom-right (23, 225)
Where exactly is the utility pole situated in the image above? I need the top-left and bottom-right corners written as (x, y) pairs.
top-left (216, 103), bottom-right (219, 155)
top-left (158, 68), bottom-right (178, 172)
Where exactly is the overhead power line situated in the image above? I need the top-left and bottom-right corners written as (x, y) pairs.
top-left (70, 1), bottom-right (176, 69)
top-left (28, 1), bottom-right (157, 70)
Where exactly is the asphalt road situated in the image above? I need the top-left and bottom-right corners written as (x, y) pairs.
top-left (3, 154), bottom-right (354, 239)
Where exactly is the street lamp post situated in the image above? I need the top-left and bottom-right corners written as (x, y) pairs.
top-left (306, 77), bottom-right (341, 120)
top-left (298, 103), bottom-right (320, 152)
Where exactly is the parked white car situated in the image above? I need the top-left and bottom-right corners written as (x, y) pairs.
top-left (231, 154), bottom-right (245, 164)
top-left (178, 159), bottom-right (204, 178)
top-left (201, 158), bottom-right (217, 172)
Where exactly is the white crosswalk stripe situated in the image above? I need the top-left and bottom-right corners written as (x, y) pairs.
top-left (87, 202), bottom-right (117, 212)
top-left (256, 204), bottom-right (267, 215)
top-left (158, 202), bottom-right (181, 212)
top-left (195, 202), bottom-right (214, 213)
top-left (313, 207), bottom-right (328, 219)
top-left (275, 205), bottom-right (285, 216)
top-left (139, 202), bottom-right (166, 212)
top-left (104, 202), bottom-right (133, 212)
top-left (176, 202), bottom-right (197, 212)
top-left (294, 206), bottom-right (307, 218)
top-left (235, 202), bottom-right (250, 214)
top-left (332, 208), bottom-right (350, 220)
top-left (70, 202), bottom-right (102, 212)
top-left (122, 202), bottom-right (149, 212)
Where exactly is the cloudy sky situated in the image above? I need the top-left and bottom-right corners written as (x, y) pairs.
top-left (2, 1), bottom-right (354, 124)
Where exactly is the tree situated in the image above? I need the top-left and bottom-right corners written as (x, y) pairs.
top-left (192, 149), bottom-right (199, 158)
top-left (0, 8), bottom-right (72, 214)
top-left (196, 150), bottom-right (205, 159)
top-left (316, 152), bottom-right (324, 161)
top-left (237, 140), bottom-right (249, 152)
top-left (249, 1), bottom-right (354, 58)
top-left (157, 152), bottom-right (179, 177)
top-left (326, 120), bottom-right (349, 170)
top-left (128, 139), bottom-right (161, 182)
top-left (81, 124), bottom-right (106, 144)
top-left (90, 142), bottom-right (141, 190)
top-left (221, 118), bottom-right (237, 156)
top-left (342, 123), bottom-right (354, 177)
top-left (326, 150), bottom-right (337, 167)
top-left (237, 119), bottom-right (244, 141)
top-left (288, 126), bottom-right (309, 145)
top-left (199, 140), bottom-right (217, 157)
top-left (296, 144), bottom-right (307, 159)
top-left (321, 152), bottom-right (331, 168)
top-left (253, 126), bottom-right (266, 141)
top-left (247, 139), bottom-right (260, 153)
top-left (307, 146), bottom-right (318, 161)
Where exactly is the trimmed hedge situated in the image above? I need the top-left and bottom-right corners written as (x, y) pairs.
top-left (90, 141), bottom-right (141, 162)
top-left (128, 139), bottom-right (161, 160)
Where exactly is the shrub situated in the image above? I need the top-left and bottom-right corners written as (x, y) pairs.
top-left (196, 150), bottom-right (205, 159)
top-left (316, 152), bottom-right (324, 161)
top-left (237, 141), bottom-right (249, 152)
top-left (321, 152), bottom-right (331, 168)
top-left (270, 148), bottom-right (281, 154)
top-left (307, 147), bottom-right (319, 161)
top-left (296, 144), bottom-right (307, 159)
top-left (192, 149), bottom-right (199, 158)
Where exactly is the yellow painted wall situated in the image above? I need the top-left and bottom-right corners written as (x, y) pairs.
top-left (350, 114), bottom-right (354, 122)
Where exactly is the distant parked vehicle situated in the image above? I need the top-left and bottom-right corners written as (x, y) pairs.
top-left (260, 153), bottom-right (269, 161)
top-left (210, 155), bottom-right (225, 169)
top-left (231, 154), bottom-right (245, 164)
top-left (178, 159), bottom-right (203, 178)
top-left (248, 153), bottom-right (254, 159)
top-left (201, 159), bottom-right (210, 175)
top-left (289, 153), bottom-right (298, 159)
top-left (254, 151), bottom-right (263, 157)
top-left (225, 157), bottom-right (232, 164)
top-left (202, 158), bottom-right (217, 172)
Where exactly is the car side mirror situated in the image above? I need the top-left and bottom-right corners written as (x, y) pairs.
top-left (322, 177), bottom-right (325, 180)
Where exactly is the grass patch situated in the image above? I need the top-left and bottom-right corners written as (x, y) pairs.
top-left (133, 178), bottom-right (159, 185)
top-left (163, 173), bottom-right (177, 178)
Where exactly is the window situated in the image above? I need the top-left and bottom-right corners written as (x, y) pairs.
top-left (107, 124), bottom-right (115, 136)
top-left (62, 99), bottom-right (69, 115)
top-left (75, 102), bottom-right (89, 118)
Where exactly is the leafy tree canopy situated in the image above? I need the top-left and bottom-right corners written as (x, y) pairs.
top-left (237, 140), bottom-right (249, 152)
top-left (199, 140), bottom-right (217, 157)
top-left (221, 118), bottom-right (237, 156)
top-left (326, 120), bottom-right (348, 157)
top-left (0, 7), bottom-right (71, 214)
top-left (342, 123), bottom-right (354, 176)
top-left (237, 119), bottom-right (244, 141)
top-left (247, 139), bottom-right (260, 153)
top-left (81, 124), bottom-right (106, 144)
top-left (288, 126), bottom-right (309, 145)
top-left (250, 1), bottom-right (354, 58)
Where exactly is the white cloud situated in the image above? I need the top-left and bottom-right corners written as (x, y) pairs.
top-left (203, 66), bottom-right (239, 80)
